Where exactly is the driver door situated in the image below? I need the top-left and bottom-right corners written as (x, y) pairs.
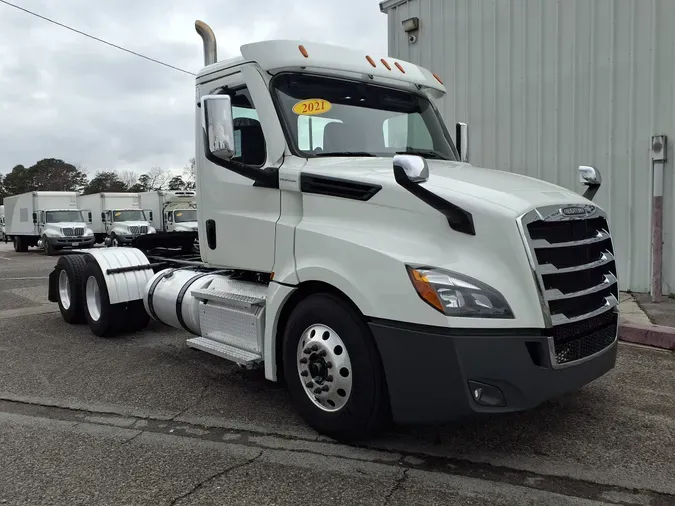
top-left (195, 66), bottom-right (285, 272)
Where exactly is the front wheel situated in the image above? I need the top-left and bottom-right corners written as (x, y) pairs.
top-left (282, 293), bottom-right (390, 441)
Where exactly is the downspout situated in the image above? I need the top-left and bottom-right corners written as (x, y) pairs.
top-left (650, 135), bottom-right (667, 302)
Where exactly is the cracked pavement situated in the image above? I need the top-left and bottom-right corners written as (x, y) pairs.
top-left (0, 244), bottom-right (674, 505)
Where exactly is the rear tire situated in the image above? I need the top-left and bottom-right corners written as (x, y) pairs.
top-left (55, 255), bottom-right (88, 323)
top-left (282, 292), bottom-right (390, 442)
top-left (83, 262), bottom-right (125, 337)
top-left (14, 236), bottom-right (27, 252)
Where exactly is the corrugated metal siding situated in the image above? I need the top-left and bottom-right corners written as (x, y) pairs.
top-left (383, 0), bottom-right (675, 294)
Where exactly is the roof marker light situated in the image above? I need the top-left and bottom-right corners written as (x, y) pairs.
top-left (433, 73), bottom-right (443, 84)
top-left (298, 45), bottom-right (309, 58)
top-left (366, 55), bottom-right (376, 67)
top-left (395, 62), bottom-right (405, 73)
top-left (380, 58), bottom-right (391, 70)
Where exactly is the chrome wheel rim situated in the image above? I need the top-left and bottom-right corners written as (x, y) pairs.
top-left (58, 270), bottom-right (71, 310)
top-left (85, 276), bottom-right (102, 321)
top-left (296, 324), bottom-right (353, 412)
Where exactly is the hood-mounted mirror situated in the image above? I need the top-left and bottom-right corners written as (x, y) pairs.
top-left (578, 165), bottom-right (602, 201)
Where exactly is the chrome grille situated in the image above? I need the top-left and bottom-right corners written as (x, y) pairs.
top-left (61, 227), bottom-right (84, 237)
top-left (128, 225), bottom-right (148, 235)
top-left (518, 204), bottom-right (618, 365)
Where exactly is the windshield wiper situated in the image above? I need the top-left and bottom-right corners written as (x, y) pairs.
top-left (313, 151), bottom-right (376, 157)
top-left (396, 148), bottom-right (451, 160)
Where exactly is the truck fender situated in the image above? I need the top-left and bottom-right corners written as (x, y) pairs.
top-left (262, 267), bottom-right (373, 382)
top-left (79, 247), bottom-right (155, 304)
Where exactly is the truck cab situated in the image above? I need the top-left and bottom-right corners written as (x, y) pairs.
top-left (37, 208), bottom-right (95, 254)
top-left (165, 208), bottom-right (198, 232)
top-left (103, 208), bottom-right (154, 246)
top-left (47, 22), bottom-right (619, 441)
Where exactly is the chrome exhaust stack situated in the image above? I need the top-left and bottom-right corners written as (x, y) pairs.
top-left (195, 20), bottom-right (217, 66)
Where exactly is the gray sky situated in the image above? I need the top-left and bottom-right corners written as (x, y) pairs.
top-left (0, 0), bottom-right (387, 177)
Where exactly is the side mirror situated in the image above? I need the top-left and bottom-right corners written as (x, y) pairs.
top-left (578, 165), bottom-right (602, 201)
top-left (456, 122), bottom-right (469, 163)
top-left (201, 94), bottom-right (235, 162)
top-left (87, 212), bottom-right (92, 223)
top-left (101, 212), bottom-right (106, 221)
top-left (32, 212), bottom-right (37, 224)
top-left (392, 154), bottom-right (429, 184)
top-left (147, 210), bottom-right (153, 222)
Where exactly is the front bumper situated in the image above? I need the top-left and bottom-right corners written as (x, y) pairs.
top-left (370, 312), bottom-right (618, 425)
top-left (47, 236), bottom-right (95, 247)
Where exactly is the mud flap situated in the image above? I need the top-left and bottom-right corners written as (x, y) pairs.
top-left (47, 267), bottom-right (59, 303)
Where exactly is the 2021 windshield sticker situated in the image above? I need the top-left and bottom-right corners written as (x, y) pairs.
top-left (292, 98), bottom-right (332, 116)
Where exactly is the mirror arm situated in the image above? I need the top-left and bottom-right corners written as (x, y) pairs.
top-left (582, 184), bottom-right (600, 201)
top-left (201, 135), bottom-right (279, 188)
top-left (393, 165), bottom-right (476, 236)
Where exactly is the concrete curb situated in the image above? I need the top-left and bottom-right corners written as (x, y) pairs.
top-left (619, 320), bottom-right (675, 351)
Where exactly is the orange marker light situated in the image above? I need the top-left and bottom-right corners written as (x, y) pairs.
top-left (433, 73), bottom-right (443, 84)
top-left (366, 55), bottom-right (376, 67)
top-left (380, 58), bottom-right (391, 70)
top-left (298, 45), bottom-right (309, 58)
top-left (407, 267), bottom-right (444, 312)
top-left (395, 62), bottom-right (405, 73)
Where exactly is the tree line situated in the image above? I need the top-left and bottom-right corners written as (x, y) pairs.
top-left (0, 158), bottom-right (196, 204)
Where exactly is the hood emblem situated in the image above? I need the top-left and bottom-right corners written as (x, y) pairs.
top-left (540, 204), bottom-right (597, 221)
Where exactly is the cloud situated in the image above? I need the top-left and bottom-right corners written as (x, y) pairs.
top-left (0, 0), bottom-right (387, 176)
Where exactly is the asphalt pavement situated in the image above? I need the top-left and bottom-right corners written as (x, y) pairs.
top-left (0, 242), bottom-right (673, 505)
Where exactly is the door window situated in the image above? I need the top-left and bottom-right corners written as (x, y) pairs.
top-left (228, 87), bottom-right (267, 167)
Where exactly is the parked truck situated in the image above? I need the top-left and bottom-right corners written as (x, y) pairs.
top-left (139, 190), bottom-right (198, 233)
top-left (0, 205), bottom-right (5, 242)
top-left (4, 191), bottom-right (94, 254)
top-left (47, 22), bottom-right (619, 441)
top-left (78, 192), bottom-right (155, 246)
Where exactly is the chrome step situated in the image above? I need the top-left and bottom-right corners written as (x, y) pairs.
top-left (186, 336), bottom-right (262, 369)
top-left (191, 288), bottom-right (264, 308)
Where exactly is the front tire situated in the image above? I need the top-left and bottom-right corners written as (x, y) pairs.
top-left (43, 237), bottom-right (56, 256)
top-left (282, 293), bottom-right (389, 441)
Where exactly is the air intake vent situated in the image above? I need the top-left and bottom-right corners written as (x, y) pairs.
top-left (300, 174), bottom-right (381, 201)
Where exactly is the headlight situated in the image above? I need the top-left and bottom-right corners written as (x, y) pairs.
top-left (147, 227), bottom-right (156, 234)
top-left (84, 229), bottom-right (94, 236)
top-left (406, 265), bottom-right (513, 318)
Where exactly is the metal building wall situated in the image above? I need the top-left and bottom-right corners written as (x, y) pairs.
top-left (381, 0), bottom-right (675, 294)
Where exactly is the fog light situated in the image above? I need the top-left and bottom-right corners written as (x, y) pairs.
top-left (468, 380), bottom-right (506, 407)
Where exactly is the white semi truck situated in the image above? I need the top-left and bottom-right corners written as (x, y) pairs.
top-left (78, 192), bottom-right (155, 246)
top-left (47, 22), bottom-right (619, 440)
top-left (140, 190), bottom-right (198, 233)
top-left (4, 191), bottom-right (94, 254)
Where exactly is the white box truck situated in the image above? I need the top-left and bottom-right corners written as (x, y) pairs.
top-left (0, 205), bottom-right (5, 242)
top-left (78, 192), bottom-right (155, 246)
top-left (139, 190), bottom-right (198, 233)
top-left (47, 22), bottom-right (619, 441)
top-left (4, 191), bottom-right (94, 254)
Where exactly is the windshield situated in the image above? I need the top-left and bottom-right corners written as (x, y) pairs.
top-left (112, 210), bottom-right (146, 222)
top-left (45, 210), bottom-right (83, 223)
top-left (272, 73), bottom-right (458, 160)
top-left (174, 210), bottom-right (197, 223)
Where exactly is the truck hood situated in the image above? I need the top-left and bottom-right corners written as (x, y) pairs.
top-left (115, 221), bottom-right (149, 227)
top-left (174, 222), bottom-right (199, 231)
top-left (302, 157), bottom-right (590, 216)
top-left (45, 222), bottom-right (87, 229)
